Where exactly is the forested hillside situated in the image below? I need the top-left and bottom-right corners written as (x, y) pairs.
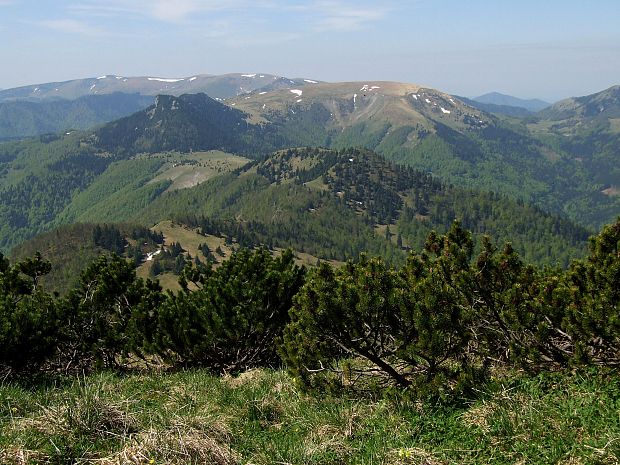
top-left (234, 82), bottom-right (620, 229)
top-left (0, 93), bottom-right (153, 140)
top-left (94, 93), bottom-right (283, 156)
top-left (136, 147), bottom-right (589, 266)
top-left (0, 82), bottom-right (617, 259)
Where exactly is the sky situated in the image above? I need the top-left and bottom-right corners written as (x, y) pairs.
top-left (0, 0), bottom-right (619, 101)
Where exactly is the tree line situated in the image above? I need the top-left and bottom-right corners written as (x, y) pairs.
top-left (1, 218), bottom-right (618, 401)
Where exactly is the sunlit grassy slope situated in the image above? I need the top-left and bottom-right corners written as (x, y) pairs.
top-left (136, 220), bottom-right (341, 291)
top-left (1, 369), bottom-right (619, 464)
top-left (146, 150), bottom-right (250, 192)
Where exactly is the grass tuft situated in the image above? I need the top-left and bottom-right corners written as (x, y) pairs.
top-left (1, 369), bottom-right (619, 464)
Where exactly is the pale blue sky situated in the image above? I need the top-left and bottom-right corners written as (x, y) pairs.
top-left (1, 0), bottom-right (619, 100)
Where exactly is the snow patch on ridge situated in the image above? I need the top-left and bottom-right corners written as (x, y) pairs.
top-left (241, 74), bottom-right (257, 78)
top-left (146, 250), bottom-right (161, 262)
top-left (147, 77), bottom-right (185, 83)
top-left (304, 79), bottom-right (318, 84)
top-left (290, 89), bottom-right (303, 97)
top-left (440, 107), bottom-right (451, 114)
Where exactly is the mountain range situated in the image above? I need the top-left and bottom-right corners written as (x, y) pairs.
top-left (0, 73), bottom-right (318, 141)
top-left (0, 76), bottom-right (618, 277)
top-left (0, 73), bottom-right (319, 103)
top-left (472, 92), bottom-right (551, 112)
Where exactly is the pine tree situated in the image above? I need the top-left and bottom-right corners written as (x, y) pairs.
top-left (151, 248), bottom-right (305, 372)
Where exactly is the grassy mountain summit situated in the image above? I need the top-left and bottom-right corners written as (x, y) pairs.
top-left (233, 81), bottom-right (619, 229)
top-left (235, 81), bottom-right (491, 132)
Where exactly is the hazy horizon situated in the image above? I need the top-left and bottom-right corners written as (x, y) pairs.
top-left (1, 0), bottom-right (619, 101)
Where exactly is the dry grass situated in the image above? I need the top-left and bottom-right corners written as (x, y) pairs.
top-left (3, 369), bottom-right (619, 465)
top-left (301, 404), bottom-right (363, 458)
top-left (385, 447), bottom-right (445, 465)
top-left (556, 457), bottom-right (586, 465)
top-left (0, 448), bottom-right (48, 465)
top-left (303, 423), bottom-right (351, 458)
top-left (460, 399), bottom-right (495, 433)
top-left (221, 368), bottom-right (269, 389)
top-left (94, 420), bottom-right (239, 465)
top-left (8, 408), bottom-right (238, 465)
top-left (11, 397), bottom-right (137, 439)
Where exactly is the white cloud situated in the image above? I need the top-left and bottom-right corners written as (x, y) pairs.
top-left (315, 5), bottom-right (389, 31)
top-left (69, 0), bottom-right (393, 28)
top-left (69, 0), bottom-right (241, 23)
top-left (223, 30), bottom-right (303, 47)
top-left (37, 18), bottom-right (104, 36)
top-left (287, 1), bottom-right (392, 31)
top-left (149, 0), bottom-right (231, 22)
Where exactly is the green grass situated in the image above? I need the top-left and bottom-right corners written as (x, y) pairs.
top-left (135, 220), bottom-right (341, 290)
top-left (609, 118), bottom-right (620, 134)
top-left (1, 369), bottom-right (619, 464)
top-left (147, 151), bottom-right (250, 192)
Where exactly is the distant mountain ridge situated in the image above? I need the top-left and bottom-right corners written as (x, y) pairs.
top-left (230, 81), bottom-right (618, 228)
top-left (473, 92), bottom-right (550, 112)
top-left (0, 72), bottom-right (321, 140)
top-left (0, 73), bottom-right (320, 103)
top-left (456, 96), bottom-right (533, 117)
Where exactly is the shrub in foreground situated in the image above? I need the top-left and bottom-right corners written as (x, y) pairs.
top-left (280, 222), bottom-right (478, 399)
top-left (151, 248), bottom-right (305, 373)
top-left (0, 252), bottom-right (58, 373)
top-left (281, 218), bottom-right (620, 399)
